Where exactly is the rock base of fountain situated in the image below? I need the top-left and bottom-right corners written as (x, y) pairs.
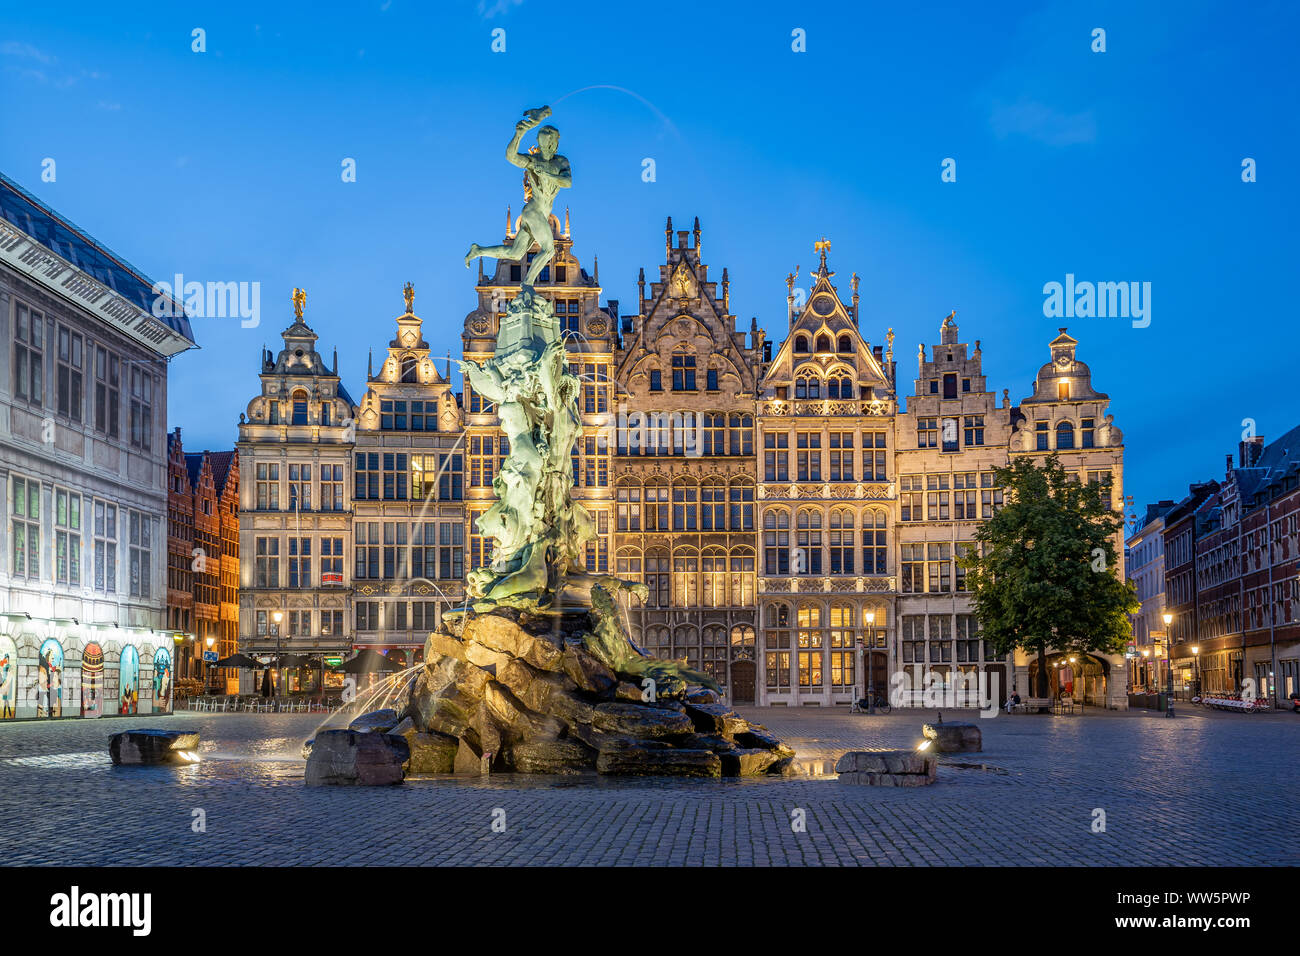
top-left (304, 729), bottom-right (409, 786)
top-left (393, 603), bottom-right (794, 777)
top-left (109, 729), bottom-right (200, 765)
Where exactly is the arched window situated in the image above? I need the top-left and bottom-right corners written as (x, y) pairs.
top-left (796, 509), bottom-right (823, 574)
top-left (766, 602), bottom-right (791, 627)
top-left (863, 508), bottom-right (887, 574)
top-left (828, 374), bottom-right (853, 399)
top-left (400, 355), bottom-right (418, 383)
top-left (795, 375), bottom-right (821, 400)
top-left (837, 335), bottom-right (853, 353)
top-left (763, 508), bottom-right (791, 575)
top-left (728, 413), bottom-right (754, 455)
top-left (765, 603), bottom-right (792, 690)
top-left (673, 548), bottom-right (699, 607)
top-left (703, 412), bottom-right (726, 455)
top-left (829, 604), bottom-right (856, 688)
top-left (701, 477), bottom-right (726, 530)
top-left (702, 546), bottom-right (728, 607)
top-left (616, 480), bottom-right (641, 531)
top-left (702, 624), bottom-right (727, 685)
top-left (816, 334), bottom-right (831, 353)
top-left (672, 411), bottom-right (698, 455)
top-left (729, 478), bottom-right (755, 530)
top-left (797, 604), bottom-right (824, 688)
top-left (645, 549), bottom-right (670, 607)
top-left (673, 626), bottom-right (700, 669)
top-left (615, 548), bottom-right (642, 605)
top-left (644, 478), bottom-right (669, 531)
top-left (729, 546), bottom-right (756, 606)
top-left (672, 478), bottom-right (698, 530)
top-left (291, 389), bottom-right (309, 425)
top-left (671, 346), bottom-right (696, 391)
top-left (794, 335), bottom-right (809, 353)
top-left (829, 508), bottom-right (855, 574)
top-left (643, 624), bottom-right (671, 657)
top-left (1056, 420), bottom-right (1075, 449)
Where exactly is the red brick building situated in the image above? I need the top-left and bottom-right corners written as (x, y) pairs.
top-left (1168, 429), bottom-right (1300, 702)
top-left (166, 429), bottom-right (240, 692)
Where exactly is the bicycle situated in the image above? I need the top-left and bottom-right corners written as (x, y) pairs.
top-left (851, 693), bottom-right (892, 715)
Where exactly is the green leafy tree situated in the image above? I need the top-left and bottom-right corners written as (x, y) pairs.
top-left (959, 455), bottom-right (1138, 699)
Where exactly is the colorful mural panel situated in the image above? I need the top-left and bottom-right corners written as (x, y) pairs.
top-left (0, 636), bottom-right (15, 720)
top-left (81, 642), bottom-right (104, 718)
top-left (119, 645), bottom-right (139, 715)
top-left (153, 647), bottom-right (172, 713)
top-left (37, 638), bottom-right (63, 717)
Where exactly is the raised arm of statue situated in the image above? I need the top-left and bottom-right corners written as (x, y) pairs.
top-left (506, 106), bottom-right (552, 168)
top-left (458, 359), bottom-right (506, 405)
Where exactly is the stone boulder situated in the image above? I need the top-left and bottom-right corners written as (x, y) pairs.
top-left (389, 717), bottom-right (457, 774)
top-left (922, 720), bottom-right (982, 753)
top-left (510, 739), bottom-right (596, 774)
top-left (348, 708), bottom-right (399, 733)
top-left (393, 605), bottom-right (795, 777)
top-left (836, 749), bottom-right (937, 786)
top-left (109, 729), bottom-right (200, 766)
top-left (595, 741), bottom-right (721, 777)
top-left (592, 701), bottom-right (693, 739)
top-left (305, 729), bottom-right (409, 786)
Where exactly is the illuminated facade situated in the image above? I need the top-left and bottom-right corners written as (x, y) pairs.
top-left (352, 289), bottom-right (465, 665)
top-left (236, 299), bottom-right (357, 677)
top-left (612, 219), bottom-right (766, 700)
top-left (755, 246), bottom-right (894, 706)
top-left (228, 221), bottom-right (1129, 709)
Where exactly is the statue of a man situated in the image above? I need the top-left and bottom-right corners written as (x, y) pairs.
top-left (465, 106), bottom-right (571, 288)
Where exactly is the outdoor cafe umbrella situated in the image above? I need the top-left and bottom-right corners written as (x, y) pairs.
top-left (273, 653), bottom-right (314, 668)
top-left (339, 648), bottom-right (401, 674)
top-left (212, 653), bottom-right (264, 669)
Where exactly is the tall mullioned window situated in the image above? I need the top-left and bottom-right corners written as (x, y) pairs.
top-left (320, 464), bottom-right (344, 510)
top-left (763, 432), bottom-right (789, 481)
top-left (129, 366), bottom-right (153, 451)
top-left (863, 431), bottom-right (887, 480)
top-left (128, 511), bottom-right (152, 597)
top-left (54, 488), bottom-right (81, 586)
top-left (56, 326), bottom-right (84, 422)
top-left (13, 301), bottom-right (44, 407)
top-left (256, 462), bottom-right (280, 510)
top-left (11, 476), bottom-right (41, 580)
top-left (829, 432), bottom-right (854, 481)
top-left (94, 500), bottom-right (117, 592)
top-left (671, 350), bottom-right (696, 391)
top-left (94, 346), bottom-right (120, 437)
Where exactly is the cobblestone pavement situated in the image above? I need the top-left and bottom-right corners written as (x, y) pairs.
top-left (1, 705), bottom-right (1295, 866)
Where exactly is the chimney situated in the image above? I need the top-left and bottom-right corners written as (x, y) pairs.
top-left (872, 345), bottom-right (883, 363)
top-left (1239, 437), bottom-right (1265, 467)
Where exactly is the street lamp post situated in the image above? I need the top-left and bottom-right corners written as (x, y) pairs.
top-left (865, 610), bottom-right (877, 714)
top-left (204, 635), bottom-right (215, 692)
top-left (1162, 611), bottom-right (1175, 718)
top-left (1192, 645), bottom-right (1200, 698)
top-left (272, 610), bottom-right (283, 698)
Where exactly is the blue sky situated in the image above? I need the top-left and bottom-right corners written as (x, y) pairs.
top-left (2, 0), bottom-right (1296, 519)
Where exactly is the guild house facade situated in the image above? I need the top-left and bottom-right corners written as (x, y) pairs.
top-left (235, 214), bottom-right (1129, 709)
